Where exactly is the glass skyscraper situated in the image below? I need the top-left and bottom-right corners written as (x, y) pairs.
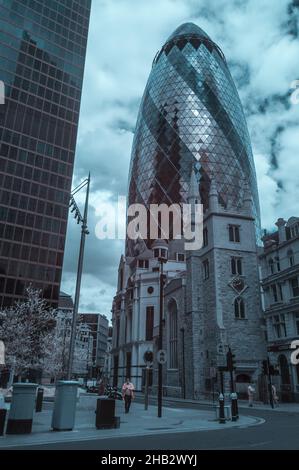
top-left (0, 0), bottom-right (91, 308)
top-left (127, 22), bottom-right (260, 255)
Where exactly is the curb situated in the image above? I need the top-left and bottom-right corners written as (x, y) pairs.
top-left (0, 415), bottom-right (265, 449)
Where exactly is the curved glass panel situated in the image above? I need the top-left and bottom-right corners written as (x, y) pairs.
top-left (127, 23), bottom-right (260, 255)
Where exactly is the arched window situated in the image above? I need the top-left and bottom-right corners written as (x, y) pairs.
top-left (231, 257), bottom-right (242, 275)
top-left (236, 374), bottom-right (251, 383)
top-left (168, 299), bottom-right (178, 369)
top-left (275, 256), bottom-right (281, 272)
top-left (287, 249), bottom-right (294, 267)
top-left (234, 297), bottom-right (245, 319)
top-left (269, 258), bottom-right (274, 274)
top-left (203, 259), bottom-right (209, 280)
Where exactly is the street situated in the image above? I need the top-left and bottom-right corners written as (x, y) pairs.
top-left (2, 400), bottom-right (299, 450)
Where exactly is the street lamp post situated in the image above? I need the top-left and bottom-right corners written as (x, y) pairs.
top-left (157, 258), bottom-right (164, 418)
top-left (157, 248), bottom-right (168, 418)
top-left (180, 327), bottom-right (186, 399)
top-left (267, 357), bottom-right (274, 409)
top-left (67, 174), bottom-right (90, 380)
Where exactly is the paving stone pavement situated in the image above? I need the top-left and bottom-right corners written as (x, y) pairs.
top-left (0, 396), bottom-right (264, 448)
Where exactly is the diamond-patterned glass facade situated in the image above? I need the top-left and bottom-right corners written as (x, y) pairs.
top-left (0, 0), bottom-right (91, 308)
top-left (127, 23), bottom-right (260, 255)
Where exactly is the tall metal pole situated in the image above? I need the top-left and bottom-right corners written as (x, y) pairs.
top-left (220, 370), bottom-right (224, 395)
top-left (157, 260), bottom-right (164, 418)
top-left (144, 366), bottom-right (149, 411)
top-left (67, 173), bottom-right (90, 380)
top-left (181, 327), bottom-right (186, 399)
top-left (228, 348), bottom-right (235, 394)
top-left (267, 357), bottom-right (274, 409)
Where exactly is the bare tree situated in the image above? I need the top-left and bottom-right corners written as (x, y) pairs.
top-left (43, 327), bottom-right (89, 380)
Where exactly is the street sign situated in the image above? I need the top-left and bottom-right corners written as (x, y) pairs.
top-left (157, 349), bottom-right (167, 365)
top-left (217, 349), bottom-right (226, 364)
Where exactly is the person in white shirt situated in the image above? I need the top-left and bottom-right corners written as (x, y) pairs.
top-left (122, 378), bottom-right (135, 414)
top-left (248, 383), bottom-right (255, 407)
top-left (272, 384), bottom-right (279, 407)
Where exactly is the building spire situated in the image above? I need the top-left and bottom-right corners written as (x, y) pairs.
top-left (243, 181), bottom-right (253, 215)
top-left (208, 178), bottom-right (218, 212)
top-left (188, 166), bottom-right (200, 204)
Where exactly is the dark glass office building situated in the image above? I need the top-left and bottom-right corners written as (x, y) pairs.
top-left (0, 0), bottom-right (91, 308)
top-left (127, 23), bottom-right (260, 255)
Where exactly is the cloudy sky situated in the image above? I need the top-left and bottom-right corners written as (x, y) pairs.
top-left (61, 0), bottom-right (299, 318)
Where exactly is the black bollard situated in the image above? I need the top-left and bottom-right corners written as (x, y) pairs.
top-left (231, 392), bottom-right (239, 421)
top-left (35, 387), bottom-right (44, 413)
top-left (218, 393), bottom-right (226, 424)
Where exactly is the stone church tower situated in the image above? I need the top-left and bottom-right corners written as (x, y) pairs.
top-left (184, 176), bottom-right (266, 399)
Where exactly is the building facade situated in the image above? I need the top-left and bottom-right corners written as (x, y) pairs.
top-left (102, 326), bottom-right (113, 383)
top-left (126, 22), bottom-right (260, 259)
top-left (0, 0), bottom-right (91, 308)
top-left (111, 242), bottom-right (186, 390)
top-left (260, 217), bottom-right (299, 402)
top-left (78, 313), bottom-right (109, 377)
top-left (158, 179), bottom-right (266, 399)
top-left (56, 291), bottom-right (93, 378)
top-left (112, 22), bottom-right (265, 396)
top-left (96, 314), bottom-right (109, 373)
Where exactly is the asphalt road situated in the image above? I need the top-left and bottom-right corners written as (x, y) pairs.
top-left (9, 401), bottom-right (299, 451)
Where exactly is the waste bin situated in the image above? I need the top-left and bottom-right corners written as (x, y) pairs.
top-left (95, 398), bottom-right (115, 429)
top-left (35, 387), bottom-right (44, 412)
top-left (6, 383), bottom-right (38, 434)
top-left (51, 381), bottom-right (78, 431)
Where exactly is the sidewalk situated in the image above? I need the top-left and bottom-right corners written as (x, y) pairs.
top-left (143, 394), bottom-right (299, 414)
top-left (0, 395), bottom-right (264, 448)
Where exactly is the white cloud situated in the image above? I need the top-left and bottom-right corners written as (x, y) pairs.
top-left (61, 0), bottom-right (299, 314)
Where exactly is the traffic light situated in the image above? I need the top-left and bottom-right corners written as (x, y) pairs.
top-left (262, 359), bottom-right (269, 375)
top-left (227, 349), bottom-right (236, 371)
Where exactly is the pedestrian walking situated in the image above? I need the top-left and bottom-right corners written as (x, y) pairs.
top-left (98, 379), bottom-right (105, 396)
top-left (248, 383), bottom-right (255, 407)
top-left (122, 377), bottom-right (135, 413)
top-left (272, 384), bottom-right (279, 407)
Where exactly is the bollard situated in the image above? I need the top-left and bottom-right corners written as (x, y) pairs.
top-left (218, 393), bottom-right (226, 424)
top-left (6, 383), bottom-right (38, 434)
top-left (231, 392), bottom-right (239, 421)
top-left (51, 381), bottom-right (78, 431)
top-left (35, 387), bottom-right (44, 412)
